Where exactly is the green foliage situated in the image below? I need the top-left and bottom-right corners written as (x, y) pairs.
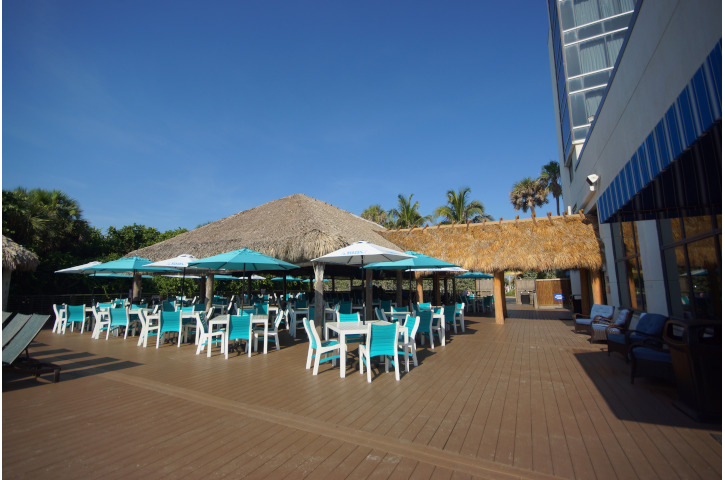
top-left (361, 204), bottom-right (392, 227)
top-left (539, 160), bottom-right (562, 215)
top-left (389, 194), bottom-right (432, 228)
top-left (434, 186), bottom-right (492, 224)
top-left (509, 177), bottom-right (549, 216)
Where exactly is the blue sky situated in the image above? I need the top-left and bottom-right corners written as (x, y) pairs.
top-left (3, 1), bottom-right (559, 233)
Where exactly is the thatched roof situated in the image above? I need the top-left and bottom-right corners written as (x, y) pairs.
top-left (380, 213), bottom-right (605, 272)
top-left (2, 236), bottom-right (40, 272)
top-left (125, 194), bottom-right (401, 265)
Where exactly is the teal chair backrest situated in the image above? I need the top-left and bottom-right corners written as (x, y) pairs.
top-left (369, 323), bottom-right (398, 357)
top-left (418, 311), bottom-right (432, 333)
top-left (130, 303), bottom-right (145, 311)
top-left (109, 308), bottom-right (127, 327)
top-left (159, 310), bottom-right (181, 334)
top-left (444, 305), bottom-right (456, 323)
top-left (162, 301), bottom-right (176, 312)
top-left (418, 302), bottom-right (432, 310)
top-left (339, 301), bottom-right (352, 314)
top-left (380, 300), bottom-right (392, 311)
top-left (67, 305), bottom-right (85, 321)
top-left (393, 306), bottom-right (408, 313)
top-left (296, 299), bottom-right (307, 308)
top-left (97, 302), bottom-right (114, 310)
top-left (338, 312), bottom-right (359, 323)
top-left (228, 313), bottom-right (251, 341)
top-left (404, 315), bottom-right (418, 337)
top-left (303, 317), bottom-right (318, 349)
top-left (254, 303), bottom-right (268, 315)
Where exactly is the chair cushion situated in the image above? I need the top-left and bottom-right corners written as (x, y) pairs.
top-left (590, 304), bottom-right (615, 319)
top-left (613, 309), bottom-right (631, 326)
top-left (607, 332), bottom-right (626, 345)
top-left (635, 313), bottom-right (668, 336)
top-left (576, 317), bottom-right (594, 326)
top-left (631, 346), bottom-right (672, 363)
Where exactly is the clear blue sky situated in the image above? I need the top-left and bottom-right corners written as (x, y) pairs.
top-left (3, 1), bottom-right (559, 234)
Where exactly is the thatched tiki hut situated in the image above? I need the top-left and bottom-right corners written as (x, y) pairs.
top-left (2, 236), bottom-right (40, 311)
top-left (125, 194), bottom-right (404, 319)
top-left (381, 212), bottom-right (605, 324)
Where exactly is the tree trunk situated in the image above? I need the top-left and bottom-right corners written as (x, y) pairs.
top-left (205, 274), bottom-right (214, 311)
top-left (314, 263), bottom-right (325, 327)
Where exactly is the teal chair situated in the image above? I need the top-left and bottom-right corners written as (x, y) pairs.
top-left (417, 310), bottom-right (444, 349)
top-left (253, 309), bottom-right (284, 352)
top-left (443, 305), bottom-right (458, 334)
top-left (226, 313), bottom-right (252, 358)
top-left (155, 310), bottom-right (182, 348)
top-left (455, 303), bottom-right (465, 332)
top-left (161, 300), bottom-right (176, 312)
top-left (195, 311), bottom-right (225, 357)
top-left (254, 302), bottom-right (268, 315)
top-left (336, 312), bottom-right (364, 344)
top-left (380, 300), bottom-right (392, 312)
top-left (107, 307), bottom-right (130, 340)
top-left (338, 301), bottom-right (352, 315)
top-left (359, 322), bottom-right (401, 382)
top-left (63, 304), bottom-right (87, 334)
top-left (302, 317), bottom-right (341, 375)
top-left (398, 314), bottom-right (420, 371)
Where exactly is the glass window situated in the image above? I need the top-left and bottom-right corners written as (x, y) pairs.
top-left (683, 214), bottom-right (716, 238)
top-left (570, 91), bottom-right (588, 126)
top-left (605, 30), bottom-right (626, 65)
top-left (580, 37), bottom-right (607, 73)
top-left (565, 45), bottom-right (582, 77)
top-left (559, 0), bottom-right (576, 30)
top-left (574, 0), bottom-right (601, 26)
top-left (585, 88), bottom-right (604, 119)
top-left (613, 220), bottom-right (646, 310)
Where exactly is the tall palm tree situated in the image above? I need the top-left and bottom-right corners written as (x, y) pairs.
top-left (389, 194), bottom-right (431, 228)
top-left (361, 204), bottom-right (391, 227)
top-left (434, 187), bottom-right (490, 224)
top-left (509, 177), bottom-right (549, 216)
top-left (539, 160), bottom-right (562, 215)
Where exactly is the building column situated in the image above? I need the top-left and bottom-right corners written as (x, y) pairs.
top-left (314, 263), bottom-right (325, 326)
top-left (591, 270), bottom-right (604, 305)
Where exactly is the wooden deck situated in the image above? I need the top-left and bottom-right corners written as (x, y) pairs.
top-left (3, 303), bottom-right (721, 479)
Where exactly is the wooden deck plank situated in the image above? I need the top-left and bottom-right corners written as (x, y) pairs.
top-left (3, 303), bottom-right (720, 480)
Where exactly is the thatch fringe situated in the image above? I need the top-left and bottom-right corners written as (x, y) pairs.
top-left (125, 194), bottom-right (400, 265)
top-left (2, 236), bottom-right (40, 271)
top-left (381, 214), bottom-right (604, 272)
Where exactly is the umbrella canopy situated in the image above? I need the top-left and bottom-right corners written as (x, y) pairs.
top-left (189, 248), bottom-right (299, 272)
top-left (456, 271), bottom-right (494, 279)
top-left (143, 254), bottom-right (209, 273)
top-left (272, 275), bottom-right (303, 282)
top-left (214, 274), bottom-right (265, 280)
top-left (55, 261), bottom-right (103, 274)
top-left (312, 241), bottom-right (413, 265)
top-left (363, 251), bottom-right (459, 270)
top-left (88, 256), bottom-right (177, 275)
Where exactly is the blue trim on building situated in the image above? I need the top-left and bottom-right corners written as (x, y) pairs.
top-left (598, 40), bottom-right (722, 223)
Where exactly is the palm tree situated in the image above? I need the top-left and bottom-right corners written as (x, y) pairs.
top-left (509, 177), bottom-right (549, 216)
top-left (434, 187), bottom-right (490, 224)
top-left (539, 160), bottom-right (562, 215)
top-left (389, 194), bottom-right (431, 228)
top-left (361, 204), bottom-right (391, 227)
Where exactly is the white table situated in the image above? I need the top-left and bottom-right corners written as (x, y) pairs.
top-left (324, 320), bottom-right (390, 378)
top-left (385, 311), bottom-right (410, 325)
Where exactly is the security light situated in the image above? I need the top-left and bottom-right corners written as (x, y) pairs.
top-left (586, 174), bottom-right (599, 191)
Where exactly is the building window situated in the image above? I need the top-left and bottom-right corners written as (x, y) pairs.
top-left (612, 220), bottom-right (646, 310)
top-left (659, 214), bottom-right (721, 321)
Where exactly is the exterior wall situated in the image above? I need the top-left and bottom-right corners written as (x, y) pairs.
top-left (557, 0), bottom-right (721, 317)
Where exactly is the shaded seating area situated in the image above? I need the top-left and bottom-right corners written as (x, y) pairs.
top-left (574, 303), bottom-right (615, 334)
top-left (607, 312), bottom-right (668, 360)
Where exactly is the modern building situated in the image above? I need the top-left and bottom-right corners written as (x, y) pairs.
top-left (547, 0), bottom-right (721, 322)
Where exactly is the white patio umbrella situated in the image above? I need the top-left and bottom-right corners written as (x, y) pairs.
top-left (312, 241), bottom-right (413, 320)
top-left (55, 261), bottom-right (103, 274)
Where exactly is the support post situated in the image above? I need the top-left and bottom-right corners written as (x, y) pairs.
top-left (433, 273), bottom-right (441, 306)
top-left (579, 269), bottom-right (591, 316)
top-left (205, 274), bottom-right (214, 311)
top-left (365, 269), bottom-right (373, 320)
top-left (132, 274), bottom-right (142, 302)
top-left (591, 270), bottom-right (604, 305)
top-left (494, 271), bottom-right (506, 324)
top-left (395, 271), bottom-right (403, 307)
top-left (313, 262), bottom-right (325, 326)
top-left (416, 275), bottom-right (424, 305)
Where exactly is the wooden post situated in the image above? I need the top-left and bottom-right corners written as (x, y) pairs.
top-left (591, 269), bottom-right (604, 305)
top-left (132, 273), bottom-right (142, 302)
top-left (395, 271), bottom-right (403, 307)
top-left (433, 273), bottom-right (441, 306)
top-left (579, 269), bottom-right (591, 315)
top-left (416, 275), bottom-right (424, 305)
top-left (494, 271), bottom-right (506, 324)
top-left (314, 263), bottom-right (325, 326)
top-left (205, 274), bottom-right (214, 311)
top-left (365, 269), bottom-right (373, 320)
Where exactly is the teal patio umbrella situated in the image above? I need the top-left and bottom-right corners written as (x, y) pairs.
top-left (364, 251), bottom-right (460, 306)
top-left (88, 256), bottom-right (177, 300)
top-left (190, 249), bottom-right (299, 307)
top-left (455, 271), bottom-right (494, 279)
